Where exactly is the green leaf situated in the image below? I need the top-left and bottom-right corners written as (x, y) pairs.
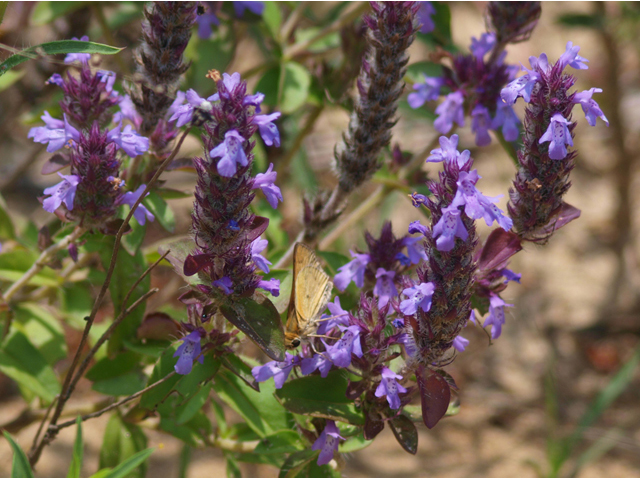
top-left (225, 453), bottom-right (242, 478)
top-left (13, 303), bottom-right (66, 364)
top-left (99, 415), bottom-right (148, 478)
top-left (30, 1), bottom-right (87, 25)
top-left (92, 371), bottom-right (147, 397)
top-left (220, 353), bottom-right (260, 391)
top-left (254, 430), bottom-right (304, 455)
top-left (406, 61), bottom-right (443, 83)
top-left (104, 448), bottom-right (155, 478)
top-left (0, 330), bottom-right (60, 402)
top-left (138, 346), bottom-right (181, 410)
top-left (263, 1), bottom-right (282, 40)
top-left (275, 371), bottom-right (364, 425)
top-left (278, 450), bottom-right (337, 478)
top-left (121, 219), bottom-right (146, 256)
top-left (178, 444), bottom-right (192, 478)
top-left (388, 414), bottom-right (418, 455)
top-left (280, 62), bottom-right (311, 114)
top-left (556, 13), bottom-right (602, 29)
top-left (0, 40), bottom-right (123, 77)
top-left (212, 368), bottom-right (291, 438)
top-left (316, 251), bottom-right (349, 276)
top-left (220, 295), bottom-right (285, 362)
top-left (0, 70), bottom-right (24, 92)
top-left (0, 249), bottom-right (57, 287)
top-left (97, 239), bottom-right (150, 355)
top-left (68, 417), bottom-right (84, 478)
top-left (142, 191), bottom-right (175, 233)
top-left (86, 352), bottom-right (140, 382)
top-left (158, 409), bottom-right (212, 447)
top-left (0, 194), bottom-right (15, 239)
top-left (339, 432), bottom-right (372, 453)
top-left (176, 383), bottom-right (212, 425)
top-left (3, 432), bottom-right (33, 478)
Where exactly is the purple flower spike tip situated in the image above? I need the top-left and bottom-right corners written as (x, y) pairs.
top-left (42, 173), bottom-right (80, 213)
top-left (210, 130), bottom-right (248, 177)
top-left (558, 41), bottom-right (589, 71)
top-left (312, 420), bottom-right (344, 466)
top-left (173, 330), bottom-right (204, 375)
top-left (538, 113), bottom-right (573, 160)
top-left (470, 32), bottom-right (496, 59)
top-left (427, 134), bottom-right (470, 168)
top-left (400, 282), bottom-right (435, 315)
top-left (374, 367), bottom-right (408, 410)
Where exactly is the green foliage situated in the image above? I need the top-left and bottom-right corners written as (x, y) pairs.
top-left (0, 40), bottom-right (122, 77)
top-left (99, 415), bottom-right (149, 478)
top-left (68, 418), bottom-right (84, 478)
top-left (142, 191), bottom-right (176, 233)
top-left (3, 432), bottom-right (34, 478)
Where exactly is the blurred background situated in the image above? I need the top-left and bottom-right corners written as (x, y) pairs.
top-left (1, 1), bottom-right (639, 477)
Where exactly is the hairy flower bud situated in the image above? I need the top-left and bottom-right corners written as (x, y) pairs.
top-left (485, 1), bottom-right (542, 45)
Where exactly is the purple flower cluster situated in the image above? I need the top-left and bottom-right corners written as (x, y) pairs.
top-left (28, 46), bottom-right (152, 230)
top-left (504, 43), bottom-right (607, 241)
top-left (409, 30), bottom-right (521, 146)
top-left (179, 71), bottom-right (282, 309)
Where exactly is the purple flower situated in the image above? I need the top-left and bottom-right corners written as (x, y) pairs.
top-left (573, 88), bottom-right (609, 127)
top-left (258, 278), bottom-right (280, 296)
top-left (558, 41), bottom-right (589, 71)
top-left (120, 185), bottom-right (155, 225)
top-left (209, 130), bottom-right (248, 177)
top-left (403, 235), bottom-right (427, 264)
top-left (501, 268), bottom-right (522, 284)
top-left (324, 325), bottom-right (363, 367)
top-left (408, 220), bottom-right (428, 236)
top-left (300, 354), bottom-right (333, 377)
top-left (450, 170), bottom-right (513, 230)
top-left (167, 91), bottom-right (187, 120)
top-left (434, 91), bottom-right (465, 134)
top-left (407, 74), bottom-right (443, 109)
top-left (107, 123), bottom-right (149, 157)
top-left (114, 94), bottom-right (143, 130)
top-left (500, 59), bottom-right (541, 104)
top-left (397, 333), bottom-right (418, 358)
top-left (399, 282), bottom-right (435, 315)
top-left (471, 105), bottom-right (492, 146)
top-left (251, 353), bottom-right (299, 388)
top-left (392, 318), bottom-right (404, 328)
top-left (470, 32), bottom-right (496, 59)
top-left (410, 193), bottom-right (428, 207)
top-left (374, 268), bottom-right (397, 308)
top-left (374, 367), bottom-right (408, 410)
top-left (432, 205), bottom-right (468, 252)
top-left (538, 113), bottom-right (573, 160)
top-left (234, 1), bottom-right (264, 17)
top-left (317, 296), bottom-right (349, 335)
top-left (173, 330), bottom-right (204, 375)
top-left (210, 72), bottom-right (242, 102)
top-left (452, 335), bottom-right (470, 352)
top-left (64, 36), bottom-right (91, 64)
top-left (417, 1), bottom-right (435, 34)
top-left (334, 251), bottom-right (370, 291)
top-left (253, 112), bottom-right (281, 146)
top-left (213, 276), bottom-right (233, 295)
top-left (427, 134), bottom-right (470, 168)
top-left (169, 89), bottom-right (216, 127)
top-left (312, 421), bottom-right (344, 466)
top-left (251, 238), bottom-right (271, 273)
top-left (491, 101), bottom-right (520, 142)
top-left (96, 70), bottom-right (116, 94)
top-left (196, 7), bottom-right (220, 39)
top-left (42, 173), bottom-right (80, 213)
top-left (46, 73), bottom-right (64, 87)
top-left (483, 294), bottom-right (513, 339)
top-left (28, 113), bottom-right (80, 153)
top-left (252, 163), bottom-right (283, 208)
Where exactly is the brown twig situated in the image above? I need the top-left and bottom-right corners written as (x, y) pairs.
top-left (28, 127), bottom-right (191, 467)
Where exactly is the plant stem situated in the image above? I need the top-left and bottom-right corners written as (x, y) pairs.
top-left (2, 226), bottom-right (86, 305)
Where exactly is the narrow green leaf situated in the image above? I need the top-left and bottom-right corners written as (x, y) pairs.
top-left (13, 303), bottom-right (67, 364)
top-left (99, 415), bottom-right (148, 478)
top-left (68, 417), bottom-right (84, 478)
top-left (556, 13), bottom-right (602, 29)
top-left (280, 62), bottom-right (311, 114)
top-left (0, 41), bottom-right (123, 77)
top-left (121, 219), bottom-right (146, 256)
top-left (178, 444), bottom-right (192, 478)
top-left (278, 450), bottom-right (317, 478)
top-left (275, 371), bottom-right (364, 425)
top-left (3, 432), bottom-right (34, 478)
top-left (225, 453), bottom-right (242, 478)
top-left (0, 194), bottom-right (15, 239)
top-left (254, 430), bottom-right (304, 455)
top-left (0, 2), bottom-right (8, 26)
top-left (92, 371), bottom-right (147, 397)
top-left (142, 191), bottom-right (175, 233)
top-left (105, 448), bottom-right (155, 478)
top-left (0, 70), bottom-right (24, 92)
top-left (176, 383), bottom-right (212, 425)
top-left (339, 433), bottom-right (372, 454)
top-left (263, 1), bottom-right (282, 40)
